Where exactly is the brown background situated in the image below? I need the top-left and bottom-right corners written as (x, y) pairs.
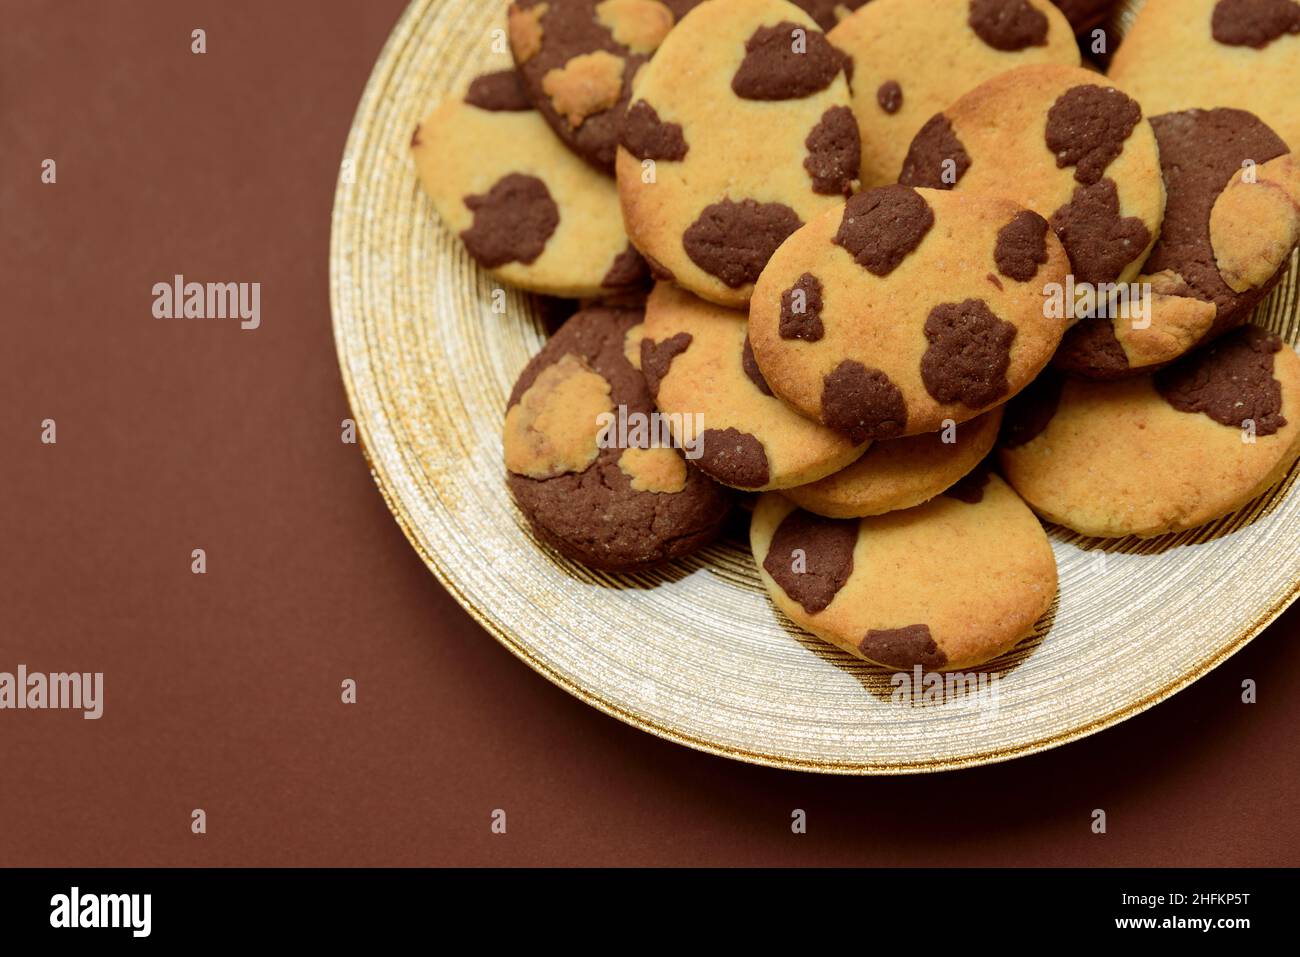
top-left (2, 0), bottom-right (1297, 867)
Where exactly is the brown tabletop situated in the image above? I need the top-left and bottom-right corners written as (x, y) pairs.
top-left (2, 0), bottom-right (1297, 868)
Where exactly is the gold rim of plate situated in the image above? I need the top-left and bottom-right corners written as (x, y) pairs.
top-left (328, 0), bottom-right (1300, 774)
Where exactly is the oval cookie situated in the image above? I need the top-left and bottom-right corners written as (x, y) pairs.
top-left (784, 407), bottom-right (1003, 517)
top-left (505, 306), bottom-right (731, 569)
top-left (412, 71), bottom-right (648, 297)
top-left (1056, 108), bottom-right (1296, 378)
top-left (898, 63), bottom-right (1165, 289)
top-left (748, 185), bottom-right (1071, 442)
top-left (641, 281), bottom-right (867, 490)
top-left (1000, 325), bottom-right (1300, 538)
top-left (751, 476), bottom-right (1058, 671)
top-left (1109, 0), bottom-right (1300, 157)
top-left (828, 0), bottom-right (1079, 188)
top-left (616, 0), bottom-right (858, 307)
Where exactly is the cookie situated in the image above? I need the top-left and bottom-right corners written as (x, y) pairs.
top-left (640, 281), bottom-right (868, 490)
top-left (412, 70), bottom-right (649, 298)
top-left (506, 0), bottom-right (700, 172)
top-left (898, 64), bottom-right (1165, 290)
top-left (1057, 108), bottom-right (1296, 378)
top-left (615, 0), bottom-right (858, 308)
top-left (751, 475), bottom-right (1058, 671)
top-left (828, 0), bottom-right (1079, 189)
top-left (748, 185), bottom-right (1071, 442)
top-left (783, 407), bottom-right (1003, 517)
top-left (1000, 325), bottom-right (1300, 538)
top-left (504, 305), bottom-right (731, 570)
top-left (1108, 0), bottom-right (1300, 156)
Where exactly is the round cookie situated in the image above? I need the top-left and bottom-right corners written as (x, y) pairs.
top-left (504, 306), bottom-right (731, 570)
top-left (898, 63), bottom-right (1165, 290)
top-left (784, 407), bottom-right (1003, 517)
top-left (640, 281), bottom-right (868, 490)
top-left (1000, 325), bottom-right (1300, 538)
top-left (748, 184), bottom-right (1072, 442)
top-left (828, 0), bottom-right (1080, 189)
top-left (1108, 0), bottom-right (1300, 156)
top-left (1057, 109), bottom-right (1298, 378)
top-left (615, 0), bottom-right (859, 308)
top-left (506, 0), bottom-right (701, 172)
top-left (751, 475), bottom-right (1058, 671)
top-left (412, 70), bottom-right (648, 298)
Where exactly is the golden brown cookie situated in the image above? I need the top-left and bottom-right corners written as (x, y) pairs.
top-left (784, 407), bottom-right (1003, 517)
top-left (1109, 0), bottom-right (1300, 156)
top-left (505, 306), bottom-right (731, 569)
top-left (828, 0), bottom-right (1079, 188)
top-left (898, 63), bottom-right (1165, 290)
top-left (751, 474), bottom-right (1058, 671)
top-left (1057, 108), bottom-right (1298, 378)
top-left (748, 185), bottom-right (1071, 442)
top-left (412, 71), bottom-right (648, 297)
top-left (1000, 326), bottom-right (1300, 537)
top-left (640, 282), bottom-right (867, 490)
top-left (616, 0), bottom-right (858, 308)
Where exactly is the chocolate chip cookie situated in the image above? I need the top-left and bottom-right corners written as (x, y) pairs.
top-left (748, 185), bottom-right (1071, 442)
top-left (751, 474), bottom-right (1058, 671)
top-left (1001, 325), bottom-right (1300, 538)
top-left (1057, 108), bottom-right (1297, 378)
top-left (505, 306), bottom-right (731, 569)
top-left (828, 0), bottom-right (1079, 188)
top-left (1109, 0), bottom-right (1300, 156)
top-left (898, 63), bottom-right (1165, 289)
top-left (616, 0), bottom-right (858, 308)
top-left (412, 71), bottom-right (649, 297)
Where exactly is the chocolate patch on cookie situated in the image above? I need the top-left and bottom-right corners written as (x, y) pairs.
top-left (859, 625), bottom-right (948, 670)
top-left (999, 370), bottom-right (1064, 448)
top-left (643, 251), bottom-right (676, 282)
top-left (461, 173), bottom-right (560, 268)
top-left (943, 461), bottom-right (992, 504)
top-left (1212, 0), bottom-right (1300, 48)
top-left (898, 114), bottom-right (972, 189)
top-left (1049, 179), bottom-right (1151, 285)
top-left (465, 70), bottom-right (533, 111)
top-left (834, 185), bottom-right (934, 276)
top-left (1154, 325), bottom-right (1288, 434)
top-left (1045, 84), bottom-right (1142, 185)
top-left (995, 210), bottom-right (1052, 282)
top-left (921, 299), bottom-right (1018, 407)
top-left (780, 272), bottom-right (826, 342)
top-left (1145, 109), bottom-right (1289, 329)
top-left (1054, 318), bottom-right (1131, 378)
top-left (987, 272), bottom-right (1004, 291)
top-left (804, 105), bottom-right (861, 196)
top-left (411, 124), bottom-right (422, 148)
top-left (742, 337), bottom-right (775, 396)
top-left (640, 332), bottom-right (693, 398)
top-left (968, 0), bottom-right (1050, 51)
top-left (731, 21), bottom-right (844, 101)
top-left (877, 80), bottom-right (903, 114)
top-left (699, 428), bottom-right (771, 488)
top-left (620, 99), bottom-right (688, 160)
top-left (822, 361), bottom-right (908, 442)
top-left (682, 199), bottom-right (803, 288)
top-left (602, 243), bottom-right (651, 288)
top-left (763, 509), bottom-right (859, 613)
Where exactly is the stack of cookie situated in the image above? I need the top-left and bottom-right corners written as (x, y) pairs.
top-left (412, 0), bottom-right (1300, 672)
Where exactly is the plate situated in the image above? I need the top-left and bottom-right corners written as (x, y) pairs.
top-left (329, 0), bottom-right (1300, 773)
